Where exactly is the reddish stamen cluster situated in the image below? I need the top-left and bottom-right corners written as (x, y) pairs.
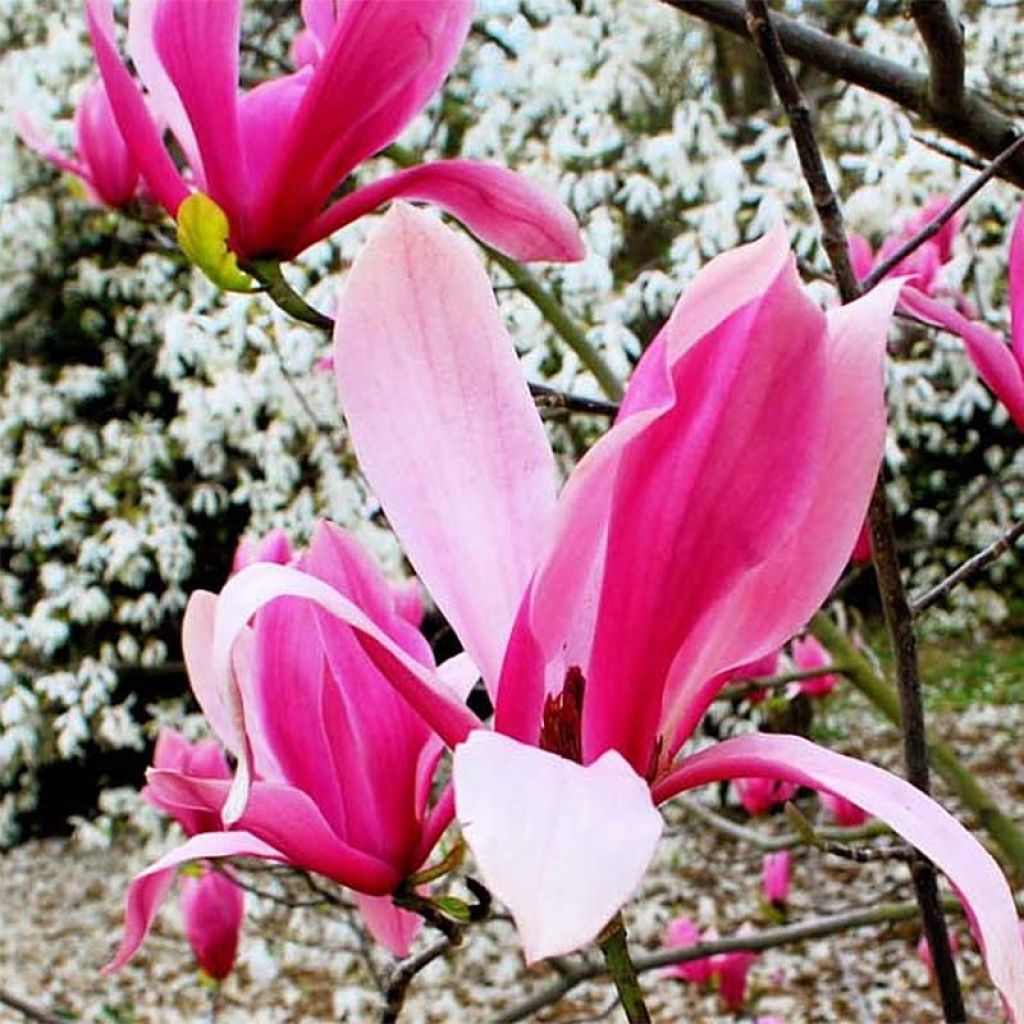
top-left (538, 666), bottom-right (586, 763)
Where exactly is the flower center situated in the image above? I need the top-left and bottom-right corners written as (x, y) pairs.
top-left (538, 666), bottom-right (586, 763)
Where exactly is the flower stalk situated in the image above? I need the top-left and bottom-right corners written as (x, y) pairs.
top-left (597, 914), bottom-right (652, 1024)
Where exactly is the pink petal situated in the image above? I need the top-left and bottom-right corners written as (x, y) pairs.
top-left (762, 850), bottom-right (791, 906)
top-left (180, 868), bottom-right (244, 980)
top-left (791, 635), bottom-right (838, 698)
top-left (296, 160), bottom-right (584, 262)
top-left (659, 280), bottom-right (900, 756)
top-left (105, 830), bottom-right (284, 972)
top-left (215, 562), bottom-right (479, 822)
top-left (146, 771), bottom-right (400, 893)
top-left (820, 790), bottom-right (870, 828)
top-left (1009, 208), bottom-right (1024, 363)
top-left (151, 0), bottom-right (244, 225)
top-left (334, 205), bottom-right (557, 696)
top-left (16, 112), bottom-right (90, 182)
top-left (355, 892), bottom-right (422, 958)
top-left (662, 917), bottom-right (714, 983)
top-left (901, 286), bottom-right (1024, 430)
top-left (583, 239), bottom-right (830, 771)
top-left (74, 80), bottom-right (139, 207)
top-left (653, 733), bottom-right (1024, 1022)
top-left (847, 232), bottom-right (875, 281)
top-left (453, 731), bottom-right (662, 963)
top-left (86, 0), bottom-right (188, 216)
top-left (250, 0), bottom-right (473, 255)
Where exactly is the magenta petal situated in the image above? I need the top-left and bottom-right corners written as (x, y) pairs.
top-left (86, 0), bottom-right (188, 216)
top-left (180, 868), bottom-right (244, 980)
top-left (334, 205), bottom-right (557, 695)
top-left (74, 80), bottom-right (139, 206)
top-left (653, 733), bottom-right (1024, 1022)
top-left (250, 0), bottom-right (473, 253)
top-left (1009, 208), bottom-right (1024, 363)
top-left (297, 160), bottom-right (584, 262)
top-left (355, 892), bottom-right (422, 958)
top-left (152, 0), bottom-right (244, 224)
top-left (105, 830), bottom-right (284, 972)
top-left (453, 732), bottom-right (663, 962)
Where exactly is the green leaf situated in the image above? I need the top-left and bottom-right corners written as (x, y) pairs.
top-left (434, 896), bottom-right (472, 923)
top-left (176, 192), bottom-right (255, 292)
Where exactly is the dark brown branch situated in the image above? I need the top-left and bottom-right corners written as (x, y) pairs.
top-left (660, 0), bottom-right (1024, 187)
top-left (908, 0), bottom-right (965, 119)
top-left (742, 3), bottom-right (964, 1017)
top-left (862, 133), bottom-right (1024, 292)
top-left (529, 382), bottom-right (620, 417)
top-left (0, 990), bottom-right (67, 1024)
top-left (912, 518), bottom-right (1024, 615)
top-left (380, 938), bottom-right (453, 1024)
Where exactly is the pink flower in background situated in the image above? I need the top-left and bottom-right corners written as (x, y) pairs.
top-left (662, 917), bottom-right (758, 1009)
top-left (106, 523), bottom-right (477, 970)
top-left (231, 528), bottom-right (294, 573)
top-left (791, 635), bottom-right (838, 698)
top-left (820, 790), bottom-right (870, 828)
top-left (735, 778), bottom-right (799, 817)
top-left (904, 206), bottom-right (1024, 432)
top-left (141, 731), bottom-right (243, 982)
top-left (761, 851), bottom-right (791, 907)
top-left (727, 649), bottom-right (780, 704)
top-left (850, 519), bottom-right (872, 565)
top-left (200, 208), bottom-right (1024, 1016)
top-left (17, 79), bottom-right (140, 207)
top-left (85, 0), bottom-right (583, 263)
top-left (918, 928), bottom-right (962, 980)
top-left (180, 869), bottom-right (244, 981)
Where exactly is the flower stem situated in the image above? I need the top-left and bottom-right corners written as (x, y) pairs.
top-left (597, 914), bottom-right (652, 1024)
top-left (244, 259), bottom-right (334, 332)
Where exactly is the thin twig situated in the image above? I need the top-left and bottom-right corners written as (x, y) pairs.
top-left (912, 133), bottom-right (988, 170)
top-left (742, 3), bottom-right (964, 1017)
top-left (380, 937), bottom-right (453, 1024)
top-left (862, 133), bottom-right (1024, 291)
top-left (912, 518), bottom-right (1024, 615)
top-left (0, 990), bottom-right (67, 1024)
top-left (529, 381), bottom-right (620, 417)
top-left (716, 663), bottom-right (849, 702)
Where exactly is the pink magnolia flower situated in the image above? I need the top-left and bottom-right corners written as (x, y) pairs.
top-left (231, 528), bottom-right (294, 573)
top-left (141, 731), bottom-right (243, 982)
top-left (903, 206), bottom-right (1024, 432)
top-left (191, 207), bottom-right (1023, 1016)
top-left (16, 79), bottom-right (140, 207)
top-left (761, 851), bottom-right (791, 908)
top-left (820, 790), bottom-right (870, 828)
top-left (662, 917), bottom-right (757, 1010)
top-left (85, 0), bottom-right (582, 263)
top-left (106, 522), bottom-right (477, 970)
top-left (850, 519), bottom-right (872, 565)
top-left (918, 928), bottom-right (962, 980)
top-left (791, 635), bottom-right (838, 698)
top-left (735, 778), bottom-right (799, 817)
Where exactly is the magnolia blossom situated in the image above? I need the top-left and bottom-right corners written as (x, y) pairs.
top-left (107, 524), bottom-right (477, 969)
top-left (904, 206), bottom-right (1024, 431)
top-left (142, 731), bottom-right (244, 981)
top-left (761, 851), bottom-right (791, 908)
top-left (85, 0), bottom-right (582, 262)
top-left (193, 207), bottom-right (1024, 1017)
top-left (735, 778), bottom-right (799, 817)
top-left (662, 917), bottom-right (758, 1010)
top-left (17, 79), bottom-right (139, 207)
top-left (791, 636), bottom-right (838, 698)
top-left (820, 790), bottom-right (870, 828)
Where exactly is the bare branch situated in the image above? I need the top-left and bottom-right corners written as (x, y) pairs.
top-left (0, 990), bottom-right (67, 1024)
top-left (912, 518), bottom-right (1024, 615)
top-left (908, 0), bottom-right (965, 118)
top-left (380, 938), bottom-right (453, 1024)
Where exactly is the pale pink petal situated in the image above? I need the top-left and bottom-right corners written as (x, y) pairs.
top-left (296, 160), bottom-right (584, 261)
top-left (653, 733), bottom-right (1024, 1022)
top-left (105, 830), bottom-right (284, 972)
top-left (250, 0), bottom-right (473, 254)
top-left (86, 0), bottom-right (189, 216)
top-left (355, 892), bottom-right (422, 958)
top-left (453, 731), bottom-right (662, 963)
top-left (334, 205), bottom-right (557, 696)
top-left (15, 113), bottom-right (89, 181)
top-left (180, 868), bottom-right (244, 980)
top-left (152, 0), bottom-right (244, 224)
top-left (215, 562), bottom-right (479, 823)
top-left (659, 281), bottom-right (900, 756)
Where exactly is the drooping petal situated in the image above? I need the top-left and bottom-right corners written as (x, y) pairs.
top-left (151, 0), bottom-right (244, 225)
top-left (659, 280), bottom-right (900, 756)
top-left (453, 731), bottom-right (663, 963)
top-left (180, 868), bottom-right (244, 980)
top-left (653, 733), bottom-right (1024, 1022)
top-left (86, 0), bottom-right (189, 216)
top-left (355, 892), bottom-right (422, 958)
top-left (105, 830), bottom-right (284, 973)
top-left (74, 80), bottom-right (139, 206)
top-left (250, 0), bottom-right (473, 254)
top-left (296, 160), bottom-right (584, 261)
top-left (334, 205), bottom-right (557, 695)
top-left (901, 286), bottom-right (1024, 431)
top-left (215, 562), bottom-right (479, 822)
top-left (146, 771), bottom-right (400, 893)
top-left (15, 113), bottom-right (90, 182)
